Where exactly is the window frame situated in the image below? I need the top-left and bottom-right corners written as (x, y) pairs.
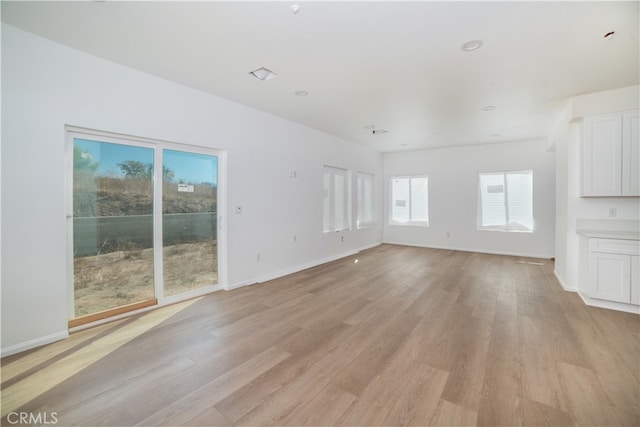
top-left (323, 165), bottom-right (351, 233)
top-left (388, 175), bottom-right (429, 227)
top-left (477, 169), bottom-right (534, 233)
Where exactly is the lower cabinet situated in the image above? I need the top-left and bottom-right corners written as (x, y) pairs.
top-left (589, 239), bottom-right (639, 304)
top-left (631, 255), bottom-right (639, 305)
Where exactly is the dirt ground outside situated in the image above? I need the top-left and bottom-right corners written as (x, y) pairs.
top-left (74, 240), bottom-right (218, 317)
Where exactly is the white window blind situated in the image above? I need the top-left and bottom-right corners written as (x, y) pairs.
top-left (389, 176), bottom-right (429, 226)
top-left (357, 172), bottom-right (377, 229)
top-left (323, 165), bottom-right (350, 233)
top-left (478, 170), bottom-right (533, 232)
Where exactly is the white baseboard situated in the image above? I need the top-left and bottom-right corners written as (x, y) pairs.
top-left (553, 269), bottom-right (577, 292)
top-left (1, 330), bottom-right (69, 358)
top-left (382, 240), bottom-right (553, 259)
top-left (227, 242), bottom-right (382, 290)
top-left (553, 271), bottom-right (639, 315)
top-left (577, 291), bottom-right (640, 315)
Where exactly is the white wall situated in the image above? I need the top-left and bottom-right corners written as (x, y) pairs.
top-left (1, 25), bottom-right (382, 354)
top-left (553, 85), bottom-right (640, 292)
top-left (383, 140), bottom-right (556, 258)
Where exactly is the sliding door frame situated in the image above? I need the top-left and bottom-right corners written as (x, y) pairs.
top-left (65, 125), bottom-right (227, 326)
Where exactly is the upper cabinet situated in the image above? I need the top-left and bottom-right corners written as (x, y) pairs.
top-left (582, 110), bottom-right (639, 197)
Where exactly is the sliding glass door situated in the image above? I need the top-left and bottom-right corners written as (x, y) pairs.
top-left (162, 149), bottom-right (218, 296)
top-left (71, 138), bottom-right (156, 319)
top-left (68, 129), bottom-right (221, 324)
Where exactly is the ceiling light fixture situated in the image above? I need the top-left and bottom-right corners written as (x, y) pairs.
top-left (482, 105), bottom-right (496, 111)
top-left (249, 67), bottom-right (278, 81)
top-left (294, 90), bottom-right (308, 96)
top-left (460, 40), bottom-right (484, 52)
top-left (604, 31), bottom-right (615, 39)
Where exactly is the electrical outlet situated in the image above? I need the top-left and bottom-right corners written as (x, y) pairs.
top-left (256, 252), bottom-right (260, 262)
top-left (293, 234), bottom-right (297, 243)
top-left (235, 206), bottom-right (242, 214)
top-left (608, 207), bottom-right (617, 217)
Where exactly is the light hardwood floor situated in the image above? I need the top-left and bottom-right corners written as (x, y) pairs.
top-left (2, 244), bottom-right (639, 426)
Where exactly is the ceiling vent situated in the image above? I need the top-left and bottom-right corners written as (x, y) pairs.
top-left (249, 67), bottom-right (278, 81)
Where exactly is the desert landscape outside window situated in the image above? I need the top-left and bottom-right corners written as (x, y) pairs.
top-left (70, 132), bottom-right (219, 321)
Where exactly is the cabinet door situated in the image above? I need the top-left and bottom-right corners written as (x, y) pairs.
top-left (622, 111), bottom-right (639, 196)
top-left (590, 252), bottom-right (630, 303)
top-left (631, 255), bottom-right (639, 305)
top-left (582, 114), bottom-right (622, 196)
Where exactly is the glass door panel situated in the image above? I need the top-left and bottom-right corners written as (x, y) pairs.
top-left (72, 138), bottom-right (155, 318)
top-left (162, 149), bottom-right (218, 296)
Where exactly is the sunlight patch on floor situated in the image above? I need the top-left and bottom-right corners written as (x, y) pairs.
top-left (0, 298), bottom-right (201, 417)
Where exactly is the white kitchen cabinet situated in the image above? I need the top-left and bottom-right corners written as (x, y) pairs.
top-left (589, 238), bottom-right (640, 304)
top-left (631, 255), bottom-right (640, 305)
top-left (582, 110), bottom-right (639, 197)
top-left (622, 111), bottom-right (639, 196)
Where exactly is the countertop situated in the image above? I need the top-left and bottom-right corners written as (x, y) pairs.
top-left (576, 229), bottom-right (640, 240)
top-left (576, 218), bottom-right (639, 240)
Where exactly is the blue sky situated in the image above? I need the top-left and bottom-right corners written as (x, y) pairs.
top-left (74, 138), bottom-right (217, 185)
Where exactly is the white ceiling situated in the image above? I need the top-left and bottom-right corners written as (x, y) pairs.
top-left (2, 1), bottom-right (639, 152)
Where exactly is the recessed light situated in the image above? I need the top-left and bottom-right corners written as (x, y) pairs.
top-left (482, 105), bottom-right (496, 111)
top-left (461, 40), bottom-right (483, 52)
top-left (249, 67), bottom-right (278, 81)
top-left (295, 90), bottom-right (308, 96)
top-left (604, 31), bottom-right (615, 39)
top-left (372, 129), bottom-right (388, 135)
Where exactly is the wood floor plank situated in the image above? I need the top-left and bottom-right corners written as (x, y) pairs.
top-left (135, 346), bottom-right (291, 425)
top-left (422, 303), bottom-right (473, 371)
top-left (282, 384), bottom-right (357, 426)
top-left (382, 363), bottom-right (449, 426)
top-left (471, 287), bottom-right (498, 322)
top-left (429, 399), bottom-right (478, 426)
top-left (180, 405), bottom-right (232, 427)
top-left (2, 244), bottom-right (638, 426)
top-left (564, 305), bottom-right (640, 425)
top-left (557, 361), bottom-right (619, 426)
top-left (518, 397), bottom-right (574, 427)
top-left (439, 317), bottom-right (492, 410)
top-left (519, 314), bottom-right (568, 412)
top-left (332, 311), bottom-right (422, 398)
top-left (476, 298), bottom-right (524, 426)
top-left (231, 353), bottom-right (335, 425)
top-left (337, 334), bottom-right (431, 426)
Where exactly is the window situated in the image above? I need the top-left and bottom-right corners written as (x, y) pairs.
top-left (357, 172), bottom-right (377, 228)
top-left (389, 176), bottom-right (429, 226)
top-left (478, 170), bottom-right (533, 232)
top-left (323, 165), bottom-right (350, 232)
